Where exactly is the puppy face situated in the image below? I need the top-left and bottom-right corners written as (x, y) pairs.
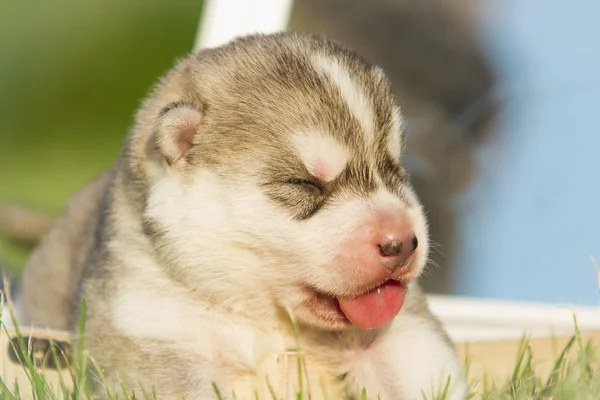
top-left (141, 34), bottom-right (429, 331)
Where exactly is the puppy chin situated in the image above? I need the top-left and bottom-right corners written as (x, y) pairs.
top-left (276, 284), bottom-right (351, 331)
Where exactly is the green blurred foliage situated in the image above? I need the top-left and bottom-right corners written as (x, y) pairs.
top-left (0, 1), bottom-right (204, 274)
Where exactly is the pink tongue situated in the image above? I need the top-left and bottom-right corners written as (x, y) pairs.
top-left (338, 281), bottom-right (406, 330)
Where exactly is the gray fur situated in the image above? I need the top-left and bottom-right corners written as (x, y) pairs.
top-left (20, 33), bottom-right (465, 400)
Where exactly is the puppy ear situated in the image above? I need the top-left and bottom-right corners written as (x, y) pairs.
top-left (154, 101), bottom-right (203, 169)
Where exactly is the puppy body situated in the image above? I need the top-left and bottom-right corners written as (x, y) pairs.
top-left (21, 33), bottom-right (465, 399)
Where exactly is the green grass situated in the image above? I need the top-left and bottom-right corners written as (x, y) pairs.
top-left (1, 262), bottom-right (599, 399)
top-left (1, 284), bottom-right (599, 400)
top-left (472, 324), bottom-right (599, 399)
top-left (0, 1), bottom-right (204, 273)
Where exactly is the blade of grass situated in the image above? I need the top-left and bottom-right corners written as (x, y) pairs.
top-left (73, 299), bottom-right (90, 400)
top-left (265, 375), bottom-right (279, 400)
top-left (572, 312), bottom-right (594, 382)
top-left (0, 375), bottom-right (19, 400)
top-left (541, 334), bottom-right (575, 396)
top-left (211, 381), bottom-right (224, 400)
top-left (47, 338), bottom-right (70, 397)
top-left (2, 276), bottom-right (53, 399)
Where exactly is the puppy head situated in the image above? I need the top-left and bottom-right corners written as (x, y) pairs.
top-left (139, 33), bottom-right (429, 331)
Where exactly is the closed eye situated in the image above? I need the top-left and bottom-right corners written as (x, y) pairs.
top-left (285, 178), bottom-right (325, 194)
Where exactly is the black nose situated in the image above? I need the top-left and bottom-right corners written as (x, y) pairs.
top-left (379, 240), bottom-right (402, 256)
top-left (378, 236), bottom-right (418, 257)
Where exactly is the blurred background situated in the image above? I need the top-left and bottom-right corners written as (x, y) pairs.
top-left (0, 1), bottom-right (598, 306)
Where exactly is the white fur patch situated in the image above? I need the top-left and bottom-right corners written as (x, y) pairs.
top-left (345, 313), bottom-right (467, 399)
top-left (144, 171), bottom-right (229, 233)
top-left (387, 107), bottom-right (405, 158)
top-left (292, 132), bottom-right (349, 182)
top-left (109, 245), bottom-right (286, 366)
top-left (312, 54), bottom-right (375, 138)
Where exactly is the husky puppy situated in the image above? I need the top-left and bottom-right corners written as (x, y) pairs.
top-left (20, 33), bottom-right (466, 399)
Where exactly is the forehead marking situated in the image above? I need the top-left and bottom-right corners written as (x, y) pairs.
top-left (292, 132), bottom-right (349, 182)
top-left (311, 54), bottom-right (375, 140)
top-left (388, 106), bottom-right (405, 158)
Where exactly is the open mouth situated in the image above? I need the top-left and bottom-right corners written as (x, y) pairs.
top-left (306, 280), bottom-right (408, 330)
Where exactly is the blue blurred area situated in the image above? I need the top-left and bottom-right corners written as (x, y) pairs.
top-left (455, 0), bottom-right (600, 305)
